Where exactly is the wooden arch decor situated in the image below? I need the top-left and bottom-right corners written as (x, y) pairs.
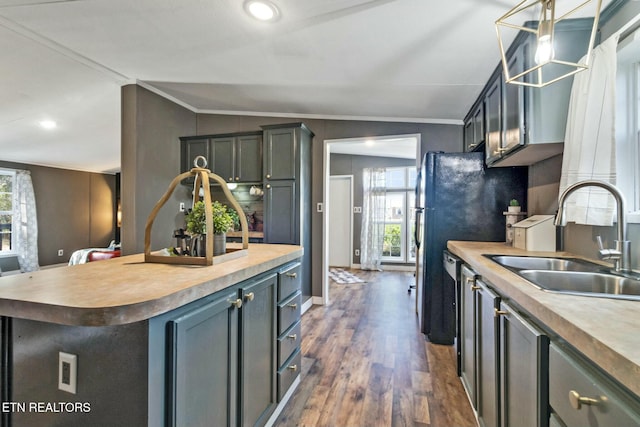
top-left (144, 158), bottom-right (249, 266)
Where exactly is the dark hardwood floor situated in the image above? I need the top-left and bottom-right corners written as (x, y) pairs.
top-left (274, 269), bottom-right (477, 427)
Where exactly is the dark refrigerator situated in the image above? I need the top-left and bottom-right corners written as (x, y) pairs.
top-left (414, 151), bottom-right (527, 345)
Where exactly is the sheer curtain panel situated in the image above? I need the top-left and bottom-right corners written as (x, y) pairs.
top-left (360, 168), bottom-right (386, 271)
top-left (559, 35), bottom-right (619, 226)
top-left (13, 170), bottom-right (39, 272)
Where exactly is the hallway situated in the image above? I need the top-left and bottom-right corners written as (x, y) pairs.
top-left (274, 270), bottom-right (477, 427)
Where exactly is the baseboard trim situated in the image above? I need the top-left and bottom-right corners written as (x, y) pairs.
top-left (301, 297), bottom-right (313, 314)
top-left (265, 375), bottom-right (301, 427)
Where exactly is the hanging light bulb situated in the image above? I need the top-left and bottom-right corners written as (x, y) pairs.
top-left (535, 20), bottom-right (555, 64)
top-left (534, 0), bottom-right (555, 64)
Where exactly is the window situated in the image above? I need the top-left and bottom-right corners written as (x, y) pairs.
top-left (0, 170), bottom-right (15, 254)
top-left (616, 31), bottom-right (640, 221)
top-left (381, 167), bottom-right (417, 263)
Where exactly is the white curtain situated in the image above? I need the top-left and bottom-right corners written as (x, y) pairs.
top-left (558, 35), bottom-right (619, 226)
top-left (360, 168), bottom-right (386, 271)
top-left (13, 170), bottom-right (39, 272)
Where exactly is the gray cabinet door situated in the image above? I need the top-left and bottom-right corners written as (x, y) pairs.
top-left (485, 77), bottom-right (503, 165)
top-left (263, 127), bottom-right (296, 180)
top-left (264, 180), bottom-right (297, 244)
top-left (502, 45), bottom-right (526, 156)
top-left (460, 265), bottom-right (477, 408)
top-left (240, 273), bottom-right (277, 427)
top-left (212, 136), bottom-right (236, 183)
top-left (473, 102), bottom-right (485, 148)
top-left (465, 102), bottom-right (485, 152)
top-left (477, 280), bottom-right (500, 427)
top-left (499, 300), bottom-right (549, 427)
top-left (236, 134), bottom-right (262, 183)
top-left (464, 118), bottom-right (474, 152)
top-left (167, 292), bottom-right (239, 427)
top-left (181, 137), bottom-right (210, 182)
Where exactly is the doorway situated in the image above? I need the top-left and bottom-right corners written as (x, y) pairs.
top-left (328, 175), bottom-right (353, 268)
top-left (321, 134), bottom-right (421, 305)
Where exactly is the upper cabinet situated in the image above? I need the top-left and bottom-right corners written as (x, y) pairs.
top-left (180, 132), bottom-right (262, 184)
top-left (463, 100), bottom-right (485, 152)
top-left (464, 19), bottom-right (595, 167)
top-left (262, 126), bottom-right (299, 181)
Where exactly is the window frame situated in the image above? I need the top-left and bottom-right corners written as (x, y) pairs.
top-left (380, 166), bottom-right (417, 264)
top-left (0, 169), bottom-right (16, 256)
top-left (616, 32), bottom-right (640, 223)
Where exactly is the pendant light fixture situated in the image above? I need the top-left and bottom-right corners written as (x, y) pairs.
top-left (495, 0), bottom-right (602, 88)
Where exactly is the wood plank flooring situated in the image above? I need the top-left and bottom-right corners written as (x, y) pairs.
top-left (274, 269), bottom-right (477, 427)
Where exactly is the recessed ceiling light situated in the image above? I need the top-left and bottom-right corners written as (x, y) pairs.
top-left (244, 0), bottom-right (280, 21)
top-left (39, 120), bottom-right (57, 130)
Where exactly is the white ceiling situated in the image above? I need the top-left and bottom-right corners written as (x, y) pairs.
top-left (330, 136), bottom-right (417, 159)
top-left (0, 0), bottom-right (610, 173)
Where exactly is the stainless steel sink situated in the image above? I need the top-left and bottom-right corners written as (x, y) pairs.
top-left (489, 255), bottom-right (602, 272)
top-left (519, 270), bottom-right (640, 300)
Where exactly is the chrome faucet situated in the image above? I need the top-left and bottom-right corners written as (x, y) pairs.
top-left (555, 180), bottom-right (631, 273)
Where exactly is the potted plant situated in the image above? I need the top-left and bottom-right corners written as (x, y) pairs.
top-left (185, 200), bottom-right (235, 256)
top-left (508, 199), bottom-right (521, 213)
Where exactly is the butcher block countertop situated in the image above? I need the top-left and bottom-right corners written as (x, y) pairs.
top-left (448, 240), bottom-right (640, 398)
top-left (0, 243), bottom-right (302, 327)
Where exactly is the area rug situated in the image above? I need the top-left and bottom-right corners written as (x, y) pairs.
top-left (328, 268), bottom-right (366, 284)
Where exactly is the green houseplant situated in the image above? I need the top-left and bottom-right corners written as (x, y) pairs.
top-left (185, 201), bottom-right (235, 256)
top-left (508, 199), bottom-right (521, 213)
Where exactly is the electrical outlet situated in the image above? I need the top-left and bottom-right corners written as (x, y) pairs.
top-left (354, 207), bottom-right (362, 214)
top-left (57, 249), bottom-right (64, 257)
top-left (179, 202), bottom-right (185, 212)
top-left (317, 202), bottom-right (323, 213)
top-left (355, 249), bottom-right (360, 257)
top-left (58, 352), bottom-right (77, 394)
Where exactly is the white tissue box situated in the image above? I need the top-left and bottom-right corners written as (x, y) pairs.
top-left (513, 215), bottom-right (556, 252)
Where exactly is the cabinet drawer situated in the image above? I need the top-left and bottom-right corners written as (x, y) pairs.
top-left (277, 348), bottom-right (301, 402)
top-left (549, 343), bottom-right (640, 427)
top-left (278, 292), bottom-right (301, 335)
top-left (278, 262), bottom-right (301, 301)
top-left (278, 320), bottom-right (301, 368)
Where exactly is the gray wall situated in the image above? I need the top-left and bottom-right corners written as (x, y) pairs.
top-left (330, 153), bottom-right (417, 266)
top-left (11, 318), bottom-right (148, 426)
top-left (121, 91), bottom-right (462, 296)
top-left (0, 160), bottom-right (116, 266)
top-left (121, 84), bottom-right (197, 255)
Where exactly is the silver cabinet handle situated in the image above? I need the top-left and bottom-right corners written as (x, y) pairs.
top-left (287, 334), bottom-right (297, 340)
top-left (287, 303), bottom-right (298, 309)
top-left (286, 272), bottom-right (297, 278)
top-left (287, 365), bottom-right (297, 371)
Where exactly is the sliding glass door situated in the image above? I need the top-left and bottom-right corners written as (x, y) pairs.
top-left (381, 167), bottom-right (416, 264)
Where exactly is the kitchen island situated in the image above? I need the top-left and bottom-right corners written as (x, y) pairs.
top-left (448, 241), bottom-right (640, 427)
top-left (0, 243), bottom-right (303, 427)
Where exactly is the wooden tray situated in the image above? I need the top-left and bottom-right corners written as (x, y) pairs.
top-left (144, 163), bottom-right (249, 266)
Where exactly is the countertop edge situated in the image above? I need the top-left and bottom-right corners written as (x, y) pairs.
top-left (447, 240), bottom-right (640, 399)
top-left (0, 245), bottom-right (303, 327)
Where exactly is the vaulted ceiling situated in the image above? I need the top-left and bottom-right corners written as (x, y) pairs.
top-left (0, 0), bottom-right (610, 173)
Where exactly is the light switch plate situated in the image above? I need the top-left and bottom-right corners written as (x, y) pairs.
top-left (59, 352), bottom-right (77, 394)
